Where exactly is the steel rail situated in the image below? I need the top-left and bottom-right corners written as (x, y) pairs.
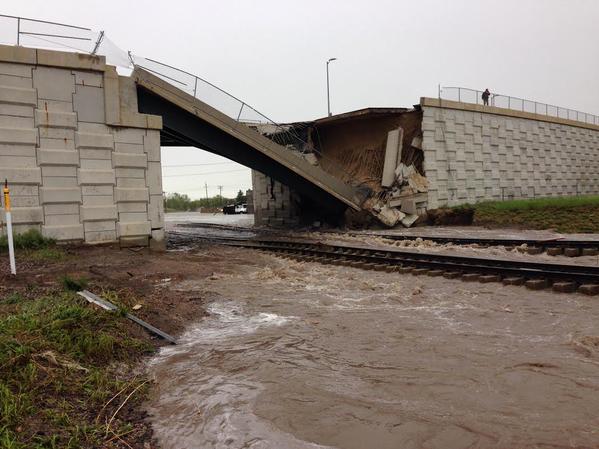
top-left (216, 238), bottom-right (599, 287)
top-left (173, 222), bottom-right (599, 255)
top-left (343, 233), bottom-right (599, 252)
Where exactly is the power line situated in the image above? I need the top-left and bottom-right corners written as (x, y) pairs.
top-left (161, 161), bottom-right (238, 168)
top-left (162, 168), bottom-right (249, 178)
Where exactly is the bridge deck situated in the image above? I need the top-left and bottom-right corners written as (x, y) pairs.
top-left (133, 67), bottom-right (364, 211)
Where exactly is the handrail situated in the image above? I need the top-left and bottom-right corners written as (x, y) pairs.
top-left (130, 54), bottom-right (352, 178)
top-left (0, 13), bottom-right (357, 183)
top-left (439, 86), bottom-right (598, 126)
top-left (0, 14), bottom-right (92, 51)
top-left (0, 13), bottom-right (91, 31)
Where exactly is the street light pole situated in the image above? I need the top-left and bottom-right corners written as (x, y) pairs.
top-left (326, 57), bottom-right (337, 117)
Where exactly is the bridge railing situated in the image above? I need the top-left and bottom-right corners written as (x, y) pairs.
top-left (0, 13), bottom-right (97, 53)
top-left (129, 55), bottom-right (350, 172)
top-left (0, 13), bottom-right (357, 183)
top-left (440, 86), bottom-right (599, 126)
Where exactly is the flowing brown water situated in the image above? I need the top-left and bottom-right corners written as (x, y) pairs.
top-left (147, 251), bottom-right (599, 449)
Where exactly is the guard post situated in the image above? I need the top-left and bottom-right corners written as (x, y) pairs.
top-left (3, 179), bottom-right (16, 275)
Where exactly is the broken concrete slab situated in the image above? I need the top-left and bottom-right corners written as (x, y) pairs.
top-left (394, 163), bottom-right (416, 185)
top-left (388, 198), bottom-right (402, 208)
top-left (374, 204), bottom-right (405, 227)
top-left (407, 171), bottom-right (429, 193)
top-left (400, 198), bottom-right (417, 215)
top-left (382, 128), bottom-right (402, 187)
top-left (411, 135), bottom-right (423, 149)
top-left (401, 213), bottom-right (419, 228)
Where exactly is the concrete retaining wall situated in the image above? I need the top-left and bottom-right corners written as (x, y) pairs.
top-left (252, 171), bottom-right (300, 227)
top-left (421, 98), bottom-right (599, 209)
top-left (0, 45), bottom-right (165, 248)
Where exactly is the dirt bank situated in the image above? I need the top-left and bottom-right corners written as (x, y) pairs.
top-left (0, 240), bottom-right (262, 449)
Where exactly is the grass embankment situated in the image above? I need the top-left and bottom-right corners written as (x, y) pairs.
top-left (0, 229), bottom-right (64, 262)
top-left (0, 231), bottom-right (154, 448)
top-left (434, 195), bottom-right (599, 233)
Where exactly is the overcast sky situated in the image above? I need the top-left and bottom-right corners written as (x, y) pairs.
top-left (4, 0), bottom-right (598, 199)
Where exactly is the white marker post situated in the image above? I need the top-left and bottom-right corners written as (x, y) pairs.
top-left (3, 179), bottom-right (16, 275)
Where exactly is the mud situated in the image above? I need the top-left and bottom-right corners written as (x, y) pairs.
top-left (146, 244), bottom-right (599, 449)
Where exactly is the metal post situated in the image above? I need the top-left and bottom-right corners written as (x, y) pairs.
top-left (16, 18), bottom-right (20, 46)
top-left (91, 30), bottom-right (104, 55)
top-left (534, 102), bottom-right (537, 114)
top-left (508, 96), bottom-right (511, 109)
top-left (458, 88), bottom-right (461, 103)
top-left (193, 77), bottom-right (198, 98)
top-left (237, 102), bottom-right (245, 122)
top-left (438, 83), bottom-right (441, 99)
top-left (326, 57), bottom-right (337, 117)
top-left (3, 179), bottom-right (16, 275)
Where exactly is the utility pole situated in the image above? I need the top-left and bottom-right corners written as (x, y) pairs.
top-left (204, 182), bottom-right (208, 200)
top-left (326, 57), bottom-right (337, 117)
top-left (218, 185), bottom-right (223, 197)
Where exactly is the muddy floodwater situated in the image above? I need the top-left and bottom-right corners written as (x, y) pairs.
top-left (146, 248), bottom-right (599, 449)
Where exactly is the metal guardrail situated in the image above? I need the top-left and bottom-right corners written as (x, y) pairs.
top-left (0, 13), bottom-right (99, 53)
top-left (129, 55), bottom-right (355, 177)
top-left (0, 15), bottom-right (307, 147)
top-left (0, 13), bottom-right (353, 180)
top-left (130, 56), bottom-right (309, 143)
top-left (440, 86), bottom-right (598, 126)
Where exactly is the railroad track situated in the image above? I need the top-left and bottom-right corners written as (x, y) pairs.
top-left (174, 222), bottom-right (599, 258)
top-left (342, 233), bottom-right (599, 257)
top-left (220, 238), bottom-right (599, 296)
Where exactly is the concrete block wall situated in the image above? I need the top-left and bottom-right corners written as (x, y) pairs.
top-left (0, 45), bottom-right (165, 248)
top-left (421, 100), bottom-right (599, 209)
top-left (252, 171), bottom-right (300, 227)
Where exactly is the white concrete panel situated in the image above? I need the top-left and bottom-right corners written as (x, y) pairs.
top-left (0, 127), bottom-right (37, 145)
top-left (81, 205), bottom-right (118, 221)
top-left (75, 131), bottom-right (114, 149)
top-left (78, 169), bottom-right (116, 185)
top-left (32, 67), bottom-right (75, 101)
top-left (73, 85), bottom-right (105, 123)
top-left (35, 109), bottom-right (77, 129)
top-left (42, 224), bottom-right (84, 240)
top-left (38, 149), bottom-right (79, 166)
top-left (40, 187), bottom-right (81, 204)
top-left (113, 152), bottom-right (147, 168)
top-left (0, 85), bottom-right (36, 106)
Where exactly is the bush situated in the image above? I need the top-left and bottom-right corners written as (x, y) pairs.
top-left (0, 229), bottom-right (55, 253)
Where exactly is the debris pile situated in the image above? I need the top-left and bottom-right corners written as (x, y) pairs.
top-left (372, 129), bottom-right (428, 227)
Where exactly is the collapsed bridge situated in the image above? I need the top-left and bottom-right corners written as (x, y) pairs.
top-left (1, 13), bottom-right (599, 248)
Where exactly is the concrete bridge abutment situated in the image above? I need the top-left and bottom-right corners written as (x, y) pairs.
top-left (0, 44), bottom-right (166, 249)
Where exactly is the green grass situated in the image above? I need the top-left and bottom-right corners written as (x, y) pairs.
top-left (61, 275), bottom-right (89, 292)
top-left (27, 247), bottom-right (65, 262)
top-left (0, 230), bottom-right (56, 253)
top-left (0, 290), bottom-right (153, 448)
top-left (475, 195), bottom-right (599, 212)
top-left (447, 195), bottom-right (599, 233)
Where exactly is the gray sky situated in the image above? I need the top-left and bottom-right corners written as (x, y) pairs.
top-left (5, 0), bottom-right (598, 199)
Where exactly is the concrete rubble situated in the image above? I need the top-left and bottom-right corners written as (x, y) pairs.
top-left (375, 127), bottom-right (428, 227)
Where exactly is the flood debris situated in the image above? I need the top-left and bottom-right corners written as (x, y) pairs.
top-left (372, 203), bottom-right (405, 227)
top-left (78, 290), bottom-right (177, 344)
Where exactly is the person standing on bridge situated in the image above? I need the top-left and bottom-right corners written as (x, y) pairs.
top-left (482, 88), bottom-right (491, 106)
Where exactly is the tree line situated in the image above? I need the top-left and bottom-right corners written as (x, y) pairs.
top-left (164, 190), bottom-right (247, 211)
